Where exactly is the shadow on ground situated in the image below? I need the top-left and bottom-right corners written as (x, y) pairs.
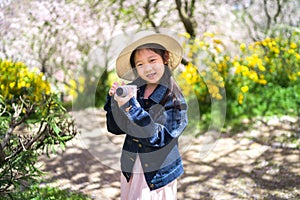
top-left (39, 145), bottom-right (121, 199)
top-left (179, 137), bottom-right (300, 199)
top-left (38, 109), bottom-right (300, 200)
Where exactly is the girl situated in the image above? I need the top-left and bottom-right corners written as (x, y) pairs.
top-left (104, 32), bottom-right (188, 200)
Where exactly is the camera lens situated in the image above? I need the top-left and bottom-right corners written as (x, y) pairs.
top-left (116, 86), bottom-right (127, 97)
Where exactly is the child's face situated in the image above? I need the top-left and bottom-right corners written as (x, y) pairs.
top-left (134, 49), bottom-right (165, 84)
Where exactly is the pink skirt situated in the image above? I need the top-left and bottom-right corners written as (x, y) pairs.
top-left (121, 155), bottom-right (177, 200)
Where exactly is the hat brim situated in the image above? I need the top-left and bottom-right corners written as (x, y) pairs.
top-left (116, 33), bottom-right (183, 81)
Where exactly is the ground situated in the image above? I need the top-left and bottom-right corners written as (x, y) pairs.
top-left (37, 108), bottom-right (300, 200)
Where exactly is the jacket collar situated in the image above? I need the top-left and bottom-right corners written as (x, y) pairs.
top-left (132, 78), bottom-right (169, 104)
top-left (149, 84), bottom-right (168, 104)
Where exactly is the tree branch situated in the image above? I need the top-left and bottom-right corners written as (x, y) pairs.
top-left (143, 0), bottom-right (159, 32)
top-left (1, 100), bottom-right (34, 153)
top-left (190, 0), bottom-right (196, 17)
top-left (274, 0), bottom-right (282, 24)
top-left (241, 8), bottom-right (263, 41)
top-left (263, 0), bottom-right (271, 31)
top-left (0, 102), bottom-right (6, 116)
top-left (175, 0), bottom-right (196, 38)
top-left (5, 122), bottom-right (47, 161)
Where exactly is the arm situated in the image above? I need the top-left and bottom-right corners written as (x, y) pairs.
top-left (103, 95), bottom-right (128, 135)
top-left (119, 94), bottom-right (188, 147)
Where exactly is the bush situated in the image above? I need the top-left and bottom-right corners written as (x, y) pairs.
top-left (178, 28), bottom-right (300, 130)
top-left (0, 60), bottom-right (51, 101)
top-left (3, 184), bottom-right (91, 200)
top-left (0, 60), bottom-right (79, 195)
top-left (227, 30), bottom-right (300, 119)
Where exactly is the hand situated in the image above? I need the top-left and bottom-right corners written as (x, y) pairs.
top-left (114, 86), bottom-right (135, 107)
top-left (109, 82), bottom-right (135, 107)
top-left (108, 82), bottom-right (120, 96)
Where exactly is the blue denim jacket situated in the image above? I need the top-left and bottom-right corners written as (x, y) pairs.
top-left (104, 77), bottom-right (188, 190)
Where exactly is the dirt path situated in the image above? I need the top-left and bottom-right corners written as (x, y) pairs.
top-left (38, 108), bottom-right (300, 199)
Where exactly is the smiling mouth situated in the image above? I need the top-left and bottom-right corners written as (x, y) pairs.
top-left (146, 73), bottom-right (156, 79)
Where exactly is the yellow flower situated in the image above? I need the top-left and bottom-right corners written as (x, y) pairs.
top-left (208, 84), bottom-right (219, 95)
top-left (264, 56), bottom-right (270, 63)
top-left (235, 66), bottom-right (242, 74)
top-left (288, 74), bottom-right (296, 81)
top-left (217, 76), bottom-right (224, 82)
top-left (218, 82), bottom-right (225, 88)
top-left (262, 41), bottom-right (267, 46)
top-left (186, 73), bottom-right (192, 79)
top-left (258, 79), bottom-right (267, 85)
top-left (241, 86), bottom-right (249, 93)
top-left (213, 39), bottom-right (223, 44)
top-left (290, 42), bottom-right (297, 49)
top-left (191, 76), bottom-right (199, 84)
top-left (194, 37), bottom-right (200, 43)
top-left (18, 81), bottom-right (26, 89)
top-left (215, 93), bottom-right (223, 100)
top-left (264, 37), bottom-right (271, 43)
top-left (242, 66), bottom-right (250, 77)
top-left (212, 71), bottom-right (219, 78)
top-left (4, 60), bottom-right (12, 66)
top-left (69, 79), bottom-right (77, 89)
top-left (198, 41), bottom-right (205, 48)
top-left (258, 65), bottom-right (266, 71)
top-left (78, 77), bottom-right (85, 93)
top-left (9, 82), bottom-right (15, 89)
top-left (203, 32), bottom-right (214, 38)
top-left (214, 46), bottom-right (223, 53)
top-left (288, 49), bottom-right (295, 54)
top-left (238, 93), bottom-right (244, 104)
top-left (233, 61), bottom-right (240, 67)
top-left (248, 71), bottom-right (258, 81)
top-left (273, 47), bottom-right (280, 54)
top-left (179, 32), bottom-right (191, 39)
top-left (240, 43), bottom-right (246, 51)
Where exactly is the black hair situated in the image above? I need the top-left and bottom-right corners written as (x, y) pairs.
top-left (129, 43), bottom-right (184, 105)
top-left (130, 42), bottom-right (175, 86)
top-left (130, 43), bottom-right (169, 70)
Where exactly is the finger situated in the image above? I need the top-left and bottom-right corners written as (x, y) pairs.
top-left (112, 82), bottom-right (118, 88)
top-left (109, 82), bottom-right (119, 96)
top-left (109, 85), bottom-right (118, 96)
top-left (109, 89), bottom-right (115, 96)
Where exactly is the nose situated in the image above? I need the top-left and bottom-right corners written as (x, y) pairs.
top-left (144, 64), bottom-right (152, 72)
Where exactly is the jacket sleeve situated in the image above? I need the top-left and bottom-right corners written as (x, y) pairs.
top-left (103, 95), bottom-right (128, 135)
top-left (119, 94), bottom-right (188, 147)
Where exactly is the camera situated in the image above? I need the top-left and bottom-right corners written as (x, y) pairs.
top-left (116, 86), bottom-right (129, 97)
top-left (115, 85), bottom-right (137, 97)
top-left (116, 85), bottom-right (137, 97)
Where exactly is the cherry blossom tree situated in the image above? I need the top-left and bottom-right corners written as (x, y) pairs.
top-left (0, 0), bottom-right (118, 107)
top-left (0, 0), bottom-right (298, 107)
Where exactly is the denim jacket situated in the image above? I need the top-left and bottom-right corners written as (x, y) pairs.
top-left (104, 77), bottom-right (188, 190)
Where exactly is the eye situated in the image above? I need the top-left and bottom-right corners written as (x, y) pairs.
top-left (136, 63), bottom-right (143, 68)
top-left (150, 58), bottom-right (157, 63)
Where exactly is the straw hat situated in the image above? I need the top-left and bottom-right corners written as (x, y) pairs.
top-left (116, 31), bottom-right (183, 81)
